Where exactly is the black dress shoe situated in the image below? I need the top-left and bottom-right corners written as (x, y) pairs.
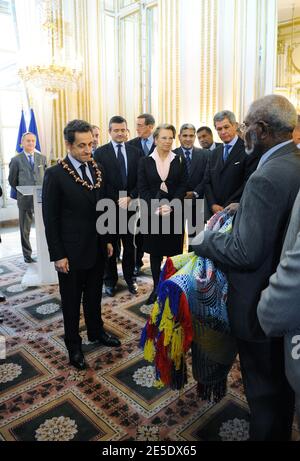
top-left (145, 290), bottom-right (157, 305)
top-left (89, 331), bottom-right (121, 347)
top-left (24, 256), bottom-right (36, 263)
top-left (105, 286), bottom-right (115, 297)
top-left (68, 350), bottom-right (86, 370)
top-left (127, 282), bottom-right (138, 295)
top-left (0, 295), bottom-right (6, 302)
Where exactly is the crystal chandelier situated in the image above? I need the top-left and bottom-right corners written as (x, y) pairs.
top-left (18, 0), bottom-right (82, 94)
top-left (18, 64), bottom-right (82, 93)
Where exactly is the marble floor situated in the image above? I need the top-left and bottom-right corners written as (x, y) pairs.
top-left (0, 226), bottom-right (36, 260)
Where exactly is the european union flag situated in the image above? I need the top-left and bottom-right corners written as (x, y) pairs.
top-left (11, 110), bottom-right (27, 199)
top-left (28, 108), bottom-right (41, 152)
top-left (15, 109), bottom-right (27, 153)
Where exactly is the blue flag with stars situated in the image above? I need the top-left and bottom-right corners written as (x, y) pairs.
top-left (15, 109), bottom-right (27, 153)
top-left (10, 110), bottom-right (27, 199)
top-left (28, 108), bottom-right (41, 152)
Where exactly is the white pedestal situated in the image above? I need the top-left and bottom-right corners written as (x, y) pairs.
top-left (17, 186), bottom-right (58, 286)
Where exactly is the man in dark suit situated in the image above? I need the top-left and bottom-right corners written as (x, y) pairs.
top-left (204, 111), bottom-right (257, 220)
top-left (192, 95), bottom-right (300, 440)
top-left (8, 132), bottom-right (47, 263)
top-left (127, 113), bottom-right (156, 275)
top-left (42, 120), bottom-right (120, 370)
top-left (173, 123), bottom-right (209, 246)
top-left (127, 113), bottom-right (156, 156)
top-left (94, 116), bottom-right (142, 297)
top-left (197, 126), bottom-right (222, 151)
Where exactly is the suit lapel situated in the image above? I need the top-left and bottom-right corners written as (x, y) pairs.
top-left (64, 157), bottom-right (96, 206)
top-left (190, 148), bottom-right (198, 177)
top-left (20, 152), bottom-right (33, 174)
top-left (149, 143), bottom-right (155, 155)
top-left (220, 139), bottom-right (243, 172)
top-left (124, 145), bottom-right (131, 186)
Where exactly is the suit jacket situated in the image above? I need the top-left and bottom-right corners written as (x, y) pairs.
top-left (206, 142), bottom-right (222, 151)
top-left (8, 152), bottom-right (47, 210)
top-left (204, 137), bottom-right (255, 212)
top-left (42, 157), bottom-right (109, 270)
top-left (192, 141), bottom-right (300, 340)
top-left (257, 188), bottom-right (300, 417)
top-left (127, 137), bottom-right (155, 156)
top-left (93, 142), bottom-right (143, 202)
top-left (138, 154), bottom-right (188, 256)
top-left (173, 146), bottom-right (209, 197)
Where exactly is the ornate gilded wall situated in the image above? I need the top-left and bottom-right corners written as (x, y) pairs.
top-left (14, 0), bottom-right (278, 159)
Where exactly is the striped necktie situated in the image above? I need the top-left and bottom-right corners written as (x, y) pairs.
top-left (185, 150), bottom-right (192, 175)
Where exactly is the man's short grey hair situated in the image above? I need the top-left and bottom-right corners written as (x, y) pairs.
top-left (179, 123), bottom-right (196, 135)
top-left (213, 110), bottom-right (236, 127)
top-left (247, 95), bottom-right (297, 133)
top-left (21, 131), bottom-right (37, 142)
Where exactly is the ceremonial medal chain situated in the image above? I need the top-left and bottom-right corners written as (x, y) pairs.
top-left (58, 159), bottom-right (102, 190)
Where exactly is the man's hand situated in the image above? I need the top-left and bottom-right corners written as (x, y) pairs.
top-left (156, 204), bottom-right (172, 216)
top-left (107, 243), bottom-right (114, 258)
top-left (118, 196), bottom-right (131, 209)
top-left (55, 258), bottom-right (69, 274)
top-left (185, 191), bottom-right (194, 199)
top-left (225, 202), bottom-right (239, 215)
top-left (212, 204), bottom-right (224, 214)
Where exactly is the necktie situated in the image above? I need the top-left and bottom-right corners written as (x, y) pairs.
top-left (28, 155), bottom-right (34, 170)
top-left (223, 144), bottom-right (231, 162)
top-left (79, 163), bottom-right (93, 185)
top-left (185, 150), bottom-right (192, 175)
top-left (117, 144), bottom-right (127, 189)
top-left (143, 139), bottom-right (149, 156)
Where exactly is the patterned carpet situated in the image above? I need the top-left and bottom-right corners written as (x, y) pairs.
top-left (0, 255), bottom-right (299, 442)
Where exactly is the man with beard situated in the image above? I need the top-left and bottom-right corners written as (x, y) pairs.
top-left (191, 95), bottom-right (300, 440)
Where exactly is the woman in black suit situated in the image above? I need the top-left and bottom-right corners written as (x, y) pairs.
top-left (138, 124), bottom-right (188, 304)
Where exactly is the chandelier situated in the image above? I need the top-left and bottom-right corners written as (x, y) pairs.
top-left (18, 0), bottom-right (82, 94)
top-left (18, 64), bottom-right (82, 93)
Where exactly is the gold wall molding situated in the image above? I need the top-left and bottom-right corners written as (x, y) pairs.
top-left (158, 0), bottom-right (180, 127)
